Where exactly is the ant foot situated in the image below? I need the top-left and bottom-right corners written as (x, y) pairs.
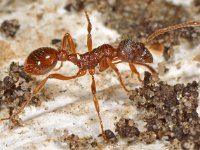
top-left (9, 115), bottom-right (23, 128)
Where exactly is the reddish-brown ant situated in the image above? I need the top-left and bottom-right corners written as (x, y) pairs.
top-left (0, 11), bottom-right (200, 142)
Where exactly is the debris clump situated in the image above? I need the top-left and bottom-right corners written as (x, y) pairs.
top-left (0, 19), bottom-right (20, 37)
top-left (115, 118), bottom-right (140, 139)
top-left (129, 72), bottom-right (200, 149)
top-left (61, 134), bottom-right (98, 150)
top-left (0, 62), bottom-right (41, 120)
top-left (105, 129), bottom-right (118, 144)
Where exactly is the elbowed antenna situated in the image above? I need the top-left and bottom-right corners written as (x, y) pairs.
top-left (143, 21), bottom-right (200, 45)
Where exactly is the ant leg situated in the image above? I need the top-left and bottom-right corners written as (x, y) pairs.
top-left (85, 11), bottom-right (92, 52)
top-left (0, 70), bottom-right (86, 123)
top-left (53, 62), bottom-right (63, 71)
top-left (112, 59), bottom-right (122, 64)
top-left (61, 33), bottom-right (76, 54)
top-left (135, 63), bottom-right (158, 75)
top-left (129, 64), bottom-right (143, 82)
top-left (107, 59), bottom-right (129, 92)
top-left (112, 59), bottom-right (143, 82)
top-left (112, 59), bottom-right (156, 80)
top-left (54, 33), bottom-right (76, 72)
top-left (89, 69), bottom-right (107, 142)
top-left (99, 57), bottom-right (109, 72)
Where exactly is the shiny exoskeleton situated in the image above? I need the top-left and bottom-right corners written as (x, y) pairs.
top-left (1, 11), bottom-right (200, 143)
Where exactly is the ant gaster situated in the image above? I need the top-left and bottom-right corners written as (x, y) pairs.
top-left (1, 11), bottom-right (200, 142)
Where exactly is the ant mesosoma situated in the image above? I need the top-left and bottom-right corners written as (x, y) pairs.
top-left (1, 11), bottom-right (200, 142)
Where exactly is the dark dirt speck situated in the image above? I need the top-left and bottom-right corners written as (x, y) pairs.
top-left (129, 72), bottom-right (200, 149)
top-left (0, 19), bottom-right (20, 37)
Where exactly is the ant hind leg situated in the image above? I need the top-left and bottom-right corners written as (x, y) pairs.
top-left (0, 70), bottom-right (86, 124)
top-left (89, 69), bottom-right (107, 142)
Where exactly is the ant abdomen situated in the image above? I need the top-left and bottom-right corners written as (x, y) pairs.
top-left (117, 39), bottom-right (153, 63)
top-left (24, 47), bottom-right (58, 75)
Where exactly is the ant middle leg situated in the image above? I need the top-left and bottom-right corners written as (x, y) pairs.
top-left (89, 69), bottom-right (107, 142)
top-left (0, 70), bottom-right (86, 124)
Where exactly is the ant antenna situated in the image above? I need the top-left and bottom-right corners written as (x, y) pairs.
top-left (144, 21), bottom-right (200, 45)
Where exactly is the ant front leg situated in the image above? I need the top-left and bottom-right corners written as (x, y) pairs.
top-left (112, 59), bottom-right (153, 83)
top-left (89, 69), bottom-right (107, 142)
top-left (129, 64), bottom-right (143, 83)
top-left (107, 59), bottom-right (130, 92)
top-left (135, 63), bottom-right (158, 75)
top-left (112, 59), bottom-right (142, 82)
top-left (0, 70), bottom-right (86, 124)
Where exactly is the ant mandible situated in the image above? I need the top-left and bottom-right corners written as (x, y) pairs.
top-left (1, 11), bottom-right (200, 142)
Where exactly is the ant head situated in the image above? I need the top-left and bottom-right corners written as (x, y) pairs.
top-left (117, 39), bottom-right (153, 63)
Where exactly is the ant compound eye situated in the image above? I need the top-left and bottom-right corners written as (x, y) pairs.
top-left (24, 47), bottom-right (58, 75)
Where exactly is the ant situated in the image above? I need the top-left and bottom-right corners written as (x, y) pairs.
top-left (0, 11), bottom-right (200, 142)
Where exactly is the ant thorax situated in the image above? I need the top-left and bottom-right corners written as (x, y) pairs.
top-left (117, 39), bottom-right (153, 63)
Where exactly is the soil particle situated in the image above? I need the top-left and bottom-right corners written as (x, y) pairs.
top-left (61, 134), bottom-right (98, 150)
top-left (64, 1), bottom-right (85, 12)
top-left (115, 118), bottom-right (140, 138)
top-left (0, 19), bottom-right (20, 37)
top-left (51, 39), bottom-right (61, 49)
top-left (9, 62), bottom-right (32, 82)
top-left (105, 129), bottom-right (118, 144)
top-left (0, 62), bottom-right (41, 121)
top-left (163, 46), bottom-right (174, 61)
top-left (139, 131), bottom-right (157, 144)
